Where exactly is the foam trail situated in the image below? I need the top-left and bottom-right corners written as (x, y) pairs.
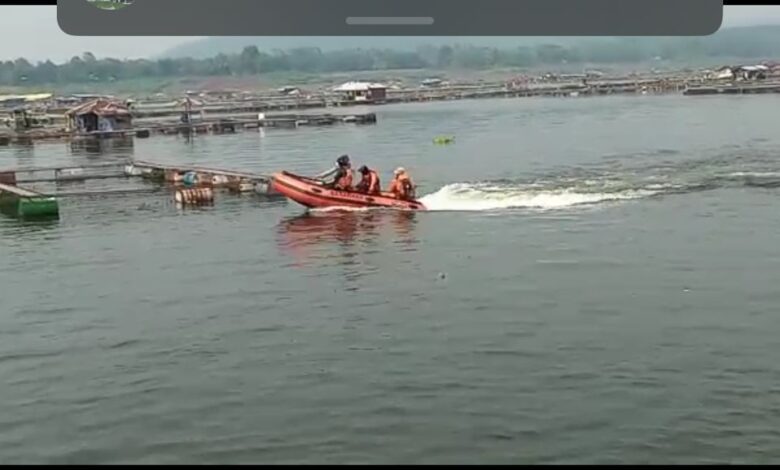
top-left (728, 171), bottom-right (780, 178)
top-left (419, 183), bottom-right (655, 212)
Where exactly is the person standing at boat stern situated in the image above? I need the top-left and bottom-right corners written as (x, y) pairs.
top-left (388, 167), bottom-right (416, 200)
top-left (316, 155), bottom-right (353, 190)
top-left (356, 165), bottom-right (381, 195)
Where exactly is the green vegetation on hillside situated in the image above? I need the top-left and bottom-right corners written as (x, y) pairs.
top-left (159, 26), bottom-right (780, 60)
top-left (1, 26), bottom-right (780, 87)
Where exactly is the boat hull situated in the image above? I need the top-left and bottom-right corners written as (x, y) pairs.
top-left (271, 171), bottom-right (426, 211)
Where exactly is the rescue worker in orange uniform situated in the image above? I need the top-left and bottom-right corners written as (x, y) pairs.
top-left (334, 165), bottom-right (353, 190)
top-left (355, 165), bottom-right (381, 195)
top-left (388, 167), bottom-right (416, 200)
top-left (316, 154), bottom-right (353, 190)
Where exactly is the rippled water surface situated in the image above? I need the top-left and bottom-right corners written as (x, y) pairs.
top-left (2, 95), bottom-right (780, 464)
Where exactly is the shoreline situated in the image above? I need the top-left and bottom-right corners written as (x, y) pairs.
top-left (2, 65), bottom-right (780, 145)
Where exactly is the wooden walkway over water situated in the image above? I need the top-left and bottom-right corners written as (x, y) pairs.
top-left (0, 181), bottom-right (41, 198)
top-left (0, 111), bottom-right (377, 145)
top-left (683, 82), bottom-right (780, 96)
top-left (127, 160), bottom-right (277, 195)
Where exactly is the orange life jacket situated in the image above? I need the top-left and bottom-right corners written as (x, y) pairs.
top-left (334, 170), bottom-right (353, 190)
top-left (358, 170), bottom-right (381, 194)
top-left (390, 173), bottom-right (415, 200)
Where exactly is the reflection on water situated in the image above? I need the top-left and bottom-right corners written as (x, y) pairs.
top-left (0, 216), bottom-right (60, 239)
top-left (6, 139), bottom-right (35, 168)
top-left (69, 136), bottom-right (134, 158)
top-left (390, 210), bottom-right (420, 248)
top-left (276, 210), bottom-right (420, 269)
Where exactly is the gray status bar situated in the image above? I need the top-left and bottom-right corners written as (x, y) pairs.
top-left (59, 0), bottom-right (723, 36)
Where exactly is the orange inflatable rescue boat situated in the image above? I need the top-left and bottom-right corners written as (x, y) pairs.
top-left (271, 171), bottom-right (426, 210)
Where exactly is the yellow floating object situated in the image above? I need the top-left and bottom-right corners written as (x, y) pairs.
top-left (433, 136), bottom-right (455, 145)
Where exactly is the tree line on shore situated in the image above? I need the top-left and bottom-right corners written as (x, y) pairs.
top-left (2, 31), bottom-right (780, 86)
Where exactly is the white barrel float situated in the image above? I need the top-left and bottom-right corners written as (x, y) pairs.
top-left (237, 181), bottom-right (254, 192)
top-left (174, 187), bottom-right (214, 205)
top-left (211, 174), bottom-right (230, 186)
top-left (55, 168), bottom-right (85, 181)
top-left (124, 164), bottom-right (141, 177)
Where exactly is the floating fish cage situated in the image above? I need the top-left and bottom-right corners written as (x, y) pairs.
top-left (125, 161), bottom-right (278, 195)
top-left (0, 159), bottom-right (283, 220)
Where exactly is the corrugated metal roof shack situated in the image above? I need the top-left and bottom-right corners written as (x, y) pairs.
top-left (65, 99), bottom-right (132, 133)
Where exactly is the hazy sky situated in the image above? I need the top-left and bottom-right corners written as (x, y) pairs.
top-left (0, 5), bottom-right (779, 62)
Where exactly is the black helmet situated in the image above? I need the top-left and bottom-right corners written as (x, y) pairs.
top-left (358, 165), bottom-right (369, 174)
top-left (337, 155), bottom-right (350, 167)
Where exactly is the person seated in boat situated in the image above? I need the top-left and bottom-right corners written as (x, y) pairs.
top-left (355, 165), bottom-right (381, 195)
top-left (333, 167), bottom-right (353, 191)
top-left (315, 154), bottom-right (353, 190)
top-left (388, 167), bottom-right (416, 200)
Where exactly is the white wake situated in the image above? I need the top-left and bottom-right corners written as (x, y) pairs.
top-left (418, 183), bottom-right (656, 211)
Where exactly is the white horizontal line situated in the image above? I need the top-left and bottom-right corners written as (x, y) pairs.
top-left (346, 17), bottom-right (435, 26)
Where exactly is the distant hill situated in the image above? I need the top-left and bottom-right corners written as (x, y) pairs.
top-left (161, 37), bottom-right (580, 58)
top-left (8, 25), bottom-right (780, 90)
top-left (160, 26), bottom-right (780, 63)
